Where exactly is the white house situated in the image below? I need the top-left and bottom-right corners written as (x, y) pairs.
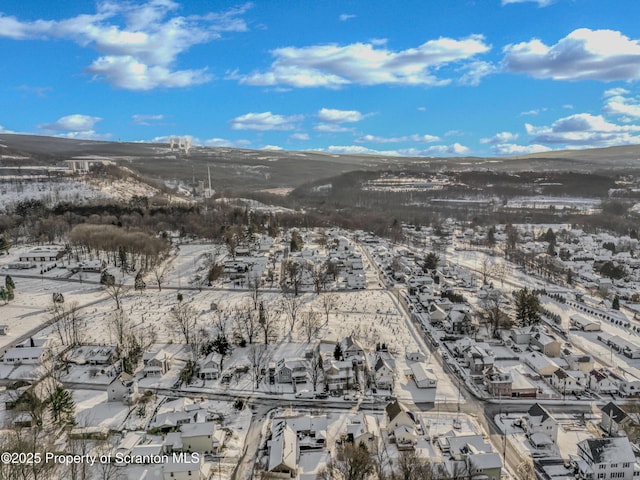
top-left (374, 353), bottom-right (395, 390)
top-left (550, 368), bottom-right (585, 395)
top-left (180, 422), bottom-right (224, 454)
top-left (143, 349), bottom-right (171, 376)
top-left (410, 362), bottom-right (437, 388)
top-left (526, 403), bottom-right (558, 444)
top-left (575, 437), bottom-right (640, 480)
top-left (107, 372), bottom-right (138, 403)
top-left (198, 352), bottom-right (222, 380)
top-left (1, 346), bottom-right (48, 365)
top-left (345, 413), bottom-right (379, 452)
top-left (385, 400), bottom-right (417, 433)
top-left (267, 422), bottom-right (298, 477)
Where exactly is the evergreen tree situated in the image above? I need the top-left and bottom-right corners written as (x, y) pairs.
top-left (423, 252), bottom-right (439, 272)
top-left (333, 343), bottom-right (343, 360)
top-left (613, 295), bottom-right (620, 310)
top-left (5, 275), bottom-right (15, 290)
top-left (134, 272), bottom-right (146, 292)
top-left (0, 287), bottom-right (7, 304)
top-left (514, 288), bottom-right (541, 326)
top-left (48, 386), bottom-right (75, 427)
top-left (0, 236), bottom-right (9, 254)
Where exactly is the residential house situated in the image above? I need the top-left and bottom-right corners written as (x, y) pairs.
top-left (385, 400), bottom-right (417, 432)
top-left (589, 370), bottom-right (619, 395)
top-left (484, 366), bottom-right (512, 398)
top-left (526, 403), bottom-right (558, 444)
top-left (442, 434), bottom-right (502, 480)
top-left (267, 422), bottom-right (298, 477)
top-left (68, 345), bottom-right (118, 365)
top-left (345, 413), bottom-right (379, 453)
top-left (524, 352), bottom-right (559, 378)
top-left (107, 372), bottom-right (138, 403)
top-left (565, 354), bottom-right (595, 374)
top-left (406, 351), bottom-right (427, 362)
top-left (600, 402), bottom-right (638, 437)
top-left (465, 344), bottom-right (495, 376)
top-left (161, 458), bottom-right (211, 480)
top-left (341, 336), bottom-right (366, 365)
top-left (575, 437), bottom-right (640, 480)
top-left (323, 359), bottom-right (354, 392)
top-left (410, 362), bottom-right (437, 389)
top-left (198, 352), bottom-right (222, 380)
top-left (373, 353), bottom-right (395, 390)
top-left (531, 331), bottom-right (561, 357)
top-left (143, 349), bottom-right (171, 376)
top-left (276, 359), bottom-right (309, 384)
top-left (1, 346), bottom-right (48, 365)
top-left (550, 368), bottom-right (585, 396)
top-left (571, 314), bottom-right (602, 331)
top-left (19, 248), bottom-right (65, 262)
top-left (180, 422), bottom-right (224, 453)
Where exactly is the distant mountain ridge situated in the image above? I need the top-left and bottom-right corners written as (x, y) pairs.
top-left (1, 133), bottom-right (639, 192)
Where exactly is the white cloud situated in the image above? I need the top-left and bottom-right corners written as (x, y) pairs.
top-left (480, 131), bottom-right (519, 144)
top-left (325, 142), bottom-right (469, 157)
top-left (237, 35), bottom-right (491, 88)
top-left (203, 137), bottom-right (251, 147)
top-left (525, 113), bottom-right (640, 147)
top-left (230, 112), bottom-right (303, 131)
top-left (503, 28), bottom-right (640, 81)
top-left (87, 55), bottom-right (211, 90)
top-left (356, 133), bottom-right (440, 143)
top-left (317, 108), bottom-right (364, 123)
top-left (603, 89), bottom-right (640, 119)
top-left (39, 114), bottom-right (102, 132)
top-left (459, 60), bottom-right (496, 86)
top-left (501, 0), bottom-right (555, 6)
top-left (261, 145), bottom-right (283, 151)
top-left (132, 114), bottom-right (165, 125)
top-left (0, 125), bottom-right (16, 134)
top-left (0, 1), bottom-right (251, 90)
top-left (521, 108), bottom-right (546, 116)
top-left (289, 133), bottom-right (310, 141)
top-left (491, 143), bottom-right (552, 155)
top-left (313, 124), bottom-right (355, 133)
top-left (54, 130), bottom-right (112, 140)
top-left (339, 13), bottom-right (356, 21)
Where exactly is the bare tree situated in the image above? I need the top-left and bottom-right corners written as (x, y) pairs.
top-left (320, 292), bottom-right (337, 325)
top-left (312, 265), bottom-right (329, 294)
top-left (480, 255), bottom-right (496, 286)
top-left (394, 450), bottom-right (446, 480)
top-left (280, 292), bottom-right (303, 339)
top-left (248, 344), bottom-right (269, 390)
top-left (516, 460), bottom-right (536, 480)
top-left (234, 300), bottom-right (259, 344)
top-left (306, 347), bottom-right (323, 393)
top-left (108, 309), bottom-right (131, 348)
top-left (152, 261), bottom-right (171, 292)
top-left (105, 281), bottom-right (129, 310)
top-left (479, 288), bottom-right (512, 338)
top-left (50, 300), bottom-right (84, 346)
top-left (258, 300), bottom-right (279, 345)
top-left (168, 303), bottom-right (198, 346)
top-left (282, 259), bottom-right (303, 296)
top-left (249, 277), bottom-right (262, 310)
top-left (299, 309), bottom-right (322, 343)
top-left (320, 443), bottom-right (374, 480)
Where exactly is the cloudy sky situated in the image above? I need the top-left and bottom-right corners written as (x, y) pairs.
top-left (2, 0), bottom-right (640, 157)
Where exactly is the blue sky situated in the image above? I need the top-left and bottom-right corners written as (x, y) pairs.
top-left (2, 0), bottom-right (640, 157)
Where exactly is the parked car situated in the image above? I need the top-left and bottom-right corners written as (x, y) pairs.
top-left (295, 390), bottom-right (315, 399)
